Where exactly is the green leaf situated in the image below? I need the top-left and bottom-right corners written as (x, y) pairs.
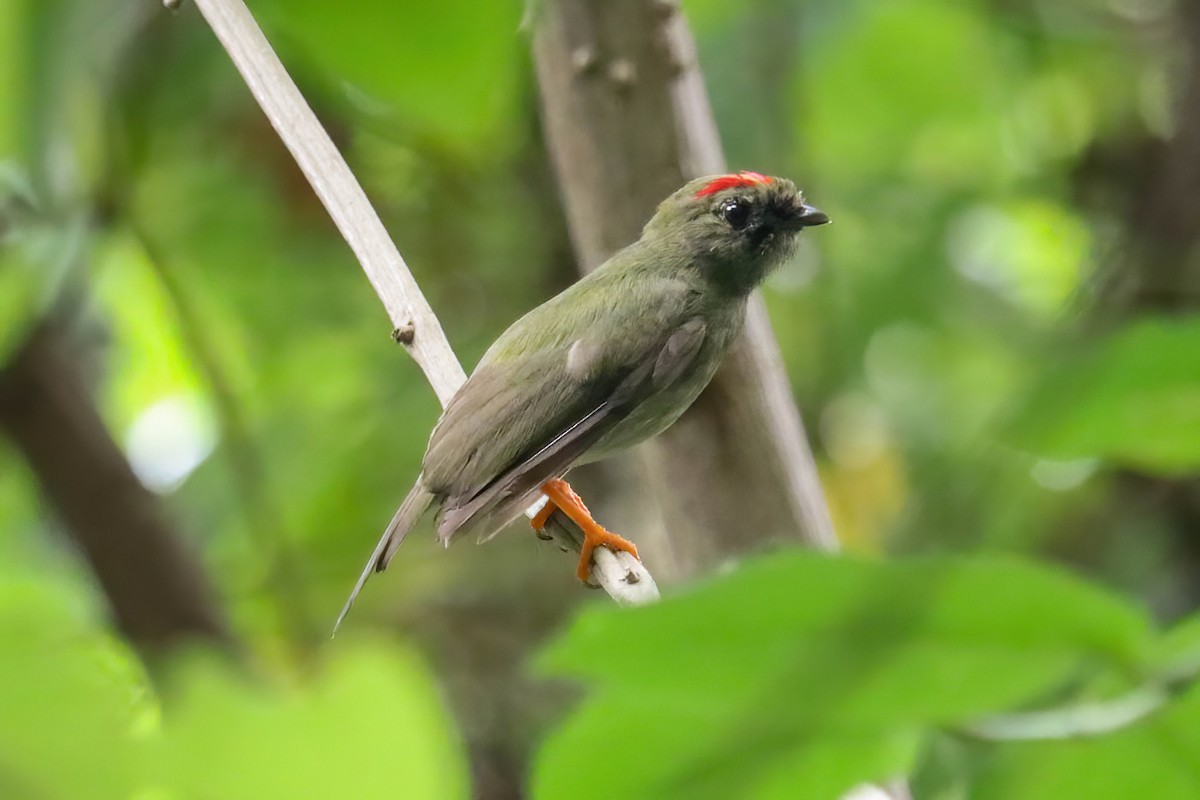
top-left (537, 691), bottom-right (919, 800)
top-left (0, 579), bottom-right (152, 800)
top-left (0, 576), bottom-right (468, 799)
top-left (1146, 610), bottom-right (1200, 678)
top-left (533, 553), bottom-right (1150, 800)
top-left (1007, 317), bottom-right (1200, 474)
top-left (971, 685), bottom-right (1200, 800)
top-left (163, 641), bottom-right (469, 800)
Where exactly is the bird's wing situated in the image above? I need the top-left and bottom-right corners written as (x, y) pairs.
top-left (421, 269), bottom-right (706, 543)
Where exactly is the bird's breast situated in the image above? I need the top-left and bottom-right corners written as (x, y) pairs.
top-left (580, 301), bottom-right (744, 462)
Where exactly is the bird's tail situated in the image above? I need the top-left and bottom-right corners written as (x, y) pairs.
top-left (333, 481), bottom-right (435, 635)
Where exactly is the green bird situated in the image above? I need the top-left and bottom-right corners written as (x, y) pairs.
top-left (336, 171), bottom-right (828, 630)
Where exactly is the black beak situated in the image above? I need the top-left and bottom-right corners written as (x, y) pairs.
top-left (795, 203), bottom-right (830, 227)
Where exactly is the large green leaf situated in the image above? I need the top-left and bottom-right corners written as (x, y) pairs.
top-left (533, 552), bottom-right (1151, 800)
top-left (1007, 317), bottom-right (1200, 474)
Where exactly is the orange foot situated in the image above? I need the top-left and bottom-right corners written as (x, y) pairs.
top-left (530, 478), bottom-right (640, 583)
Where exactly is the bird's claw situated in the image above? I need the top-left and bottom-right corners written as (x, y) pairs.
top-left (532, 478), bottom-right (643, 586)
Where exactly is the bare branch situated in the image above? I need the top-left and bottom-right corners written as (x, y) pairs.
top-left (184, 0), bottom-right (657, 608)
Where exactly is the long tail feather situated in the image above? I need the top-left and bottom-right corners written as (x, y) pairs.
top-left (332, 481), bottom-right (434, 636)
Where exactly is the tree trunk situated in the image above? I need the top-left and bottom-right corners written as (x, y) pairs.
top-left (0, 323), bottom-right (235, 656)
top-left (531, 0), bottom-right (838, 580)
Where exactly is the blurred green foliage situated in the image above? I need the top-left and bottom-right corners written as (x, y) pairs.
top-left (1008, 317), bottom-right (1200, 473)
top-left (533, 552), bottom-right (1192, 799)
top-left (0, 578), bottom-right (467, 799)
top-left (1, 0), bottom-right (1198, 797)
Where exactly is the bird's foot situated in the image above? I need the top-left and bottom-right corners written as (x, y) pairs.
top-left (533, 478), bottom-right (640, 584)
top-left (574, 527), bottom-right (640, 584)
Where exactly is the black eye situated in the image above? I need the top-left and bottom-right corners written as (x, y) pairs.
top-left (717, 197), bottom-right (751, 229)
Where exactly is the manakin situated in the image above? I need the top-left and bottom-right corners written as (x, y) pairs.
top-left (337, 172), bottom-right (828, 629)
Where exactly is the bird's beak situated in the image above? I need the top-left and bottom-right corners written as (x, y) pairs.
top-left (795, 203), bottom-right (830, 227)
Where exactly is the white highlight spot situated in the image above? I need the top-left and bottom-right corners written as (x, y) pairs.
top-left (125, 394), bottom-right (216, 493)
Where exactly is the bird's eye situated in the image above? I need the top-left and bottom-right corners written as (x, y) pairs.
top-left (717, 197), bottom-right (751, 229)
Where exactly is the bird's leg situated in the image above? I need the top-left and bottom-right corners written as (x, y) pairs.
top-left (530, 478), bottom-right (640, 583)
top-left (529, 494), bottom-right (557, 540)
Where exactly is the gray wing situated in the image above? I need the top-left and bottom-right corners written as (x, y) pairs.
top-left (422, 273), bottom-right (707, 544)
top-left (434, 354), bottom-right (657, 543)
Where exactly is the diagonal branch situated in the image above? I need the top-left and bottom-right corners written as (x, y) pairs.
top-left (178, 0), bottom-right (658, 611)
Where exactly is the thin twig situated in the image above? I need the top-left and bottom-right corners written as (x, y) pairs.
top-left (183, 0), bottom-right (658, 608)
top-left (954, 686), bottom-right (1168, 742)
top-left (954, 653), bottom-right (1200, 742)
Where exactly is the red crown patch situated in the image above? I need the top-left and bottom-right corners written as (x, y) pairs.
top-left (695, 171), bottom-right (773, 198)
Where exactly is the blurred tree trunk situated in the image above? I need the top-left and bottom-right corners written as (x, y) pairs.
top-left (0, 323), bottom-right (235, 656)
top-left (1096, 2), bottom-right (1200, 313)
top-left (529, 6), bottom-right (909, 797)
top-left (531, 0), bottom-right (838, 580)
top-left (1082, 1), bottom-right (1200, 614)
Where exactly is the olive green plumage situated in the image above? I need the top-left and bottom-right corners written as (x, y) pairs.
top-left (335, 172), bottom-right (827, 630)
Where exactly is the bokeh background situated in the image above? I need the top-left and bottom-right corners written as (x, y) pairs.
top-left (2, 0), bottom-right (1198, 798)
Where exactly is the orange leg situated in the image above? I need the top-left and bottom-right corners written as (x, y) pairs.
top-left (529, 478), bottom-right (640, 583)
top-left (530, 496), bottom-right (557, 531)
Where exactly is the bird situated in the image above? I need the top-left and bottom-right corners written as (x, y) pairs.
top-left (335, 171), bottom-right (828, 631)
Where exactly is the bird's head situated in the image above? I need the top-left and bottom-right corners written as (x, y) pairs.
top-left (643, 171), bottom-right (829, 295)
